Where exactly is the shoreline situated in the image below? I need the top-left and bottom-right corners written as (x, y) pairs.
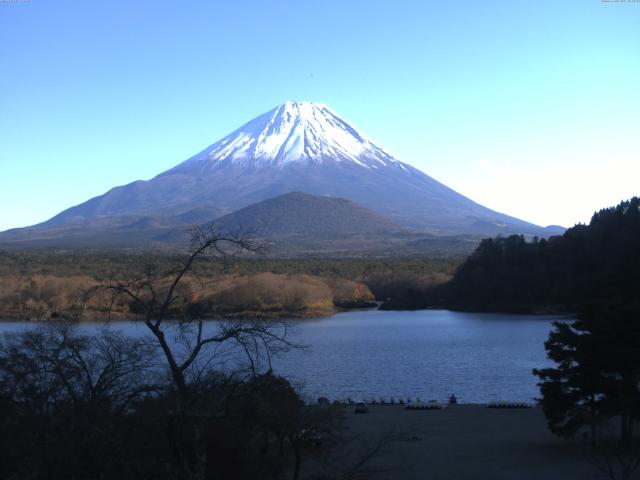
top-left (0, 304), bottom-right (575, 323)
top-left (0, 307), bottom-right (360, 323)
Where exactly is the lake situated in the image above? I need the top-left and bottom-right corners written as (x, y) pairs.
top-left (0, 309), bottom-right (563, 403)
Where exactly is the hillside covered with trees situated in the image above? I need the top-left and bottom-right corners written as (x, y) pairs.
top-left (383, 197), bottom-right (640, 313)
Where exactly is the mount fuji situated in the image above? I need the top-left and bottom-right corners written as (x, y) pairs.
top-left (1, 101), bottom-right (562, 250)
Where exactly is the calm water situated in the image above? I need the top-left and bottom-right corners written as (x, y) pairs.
top-left (0, 309), bottom-right (563, 403)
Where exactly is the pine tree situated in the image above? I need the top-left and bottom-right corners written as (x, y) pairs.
top-left (533, 319), bottom-right (606, 441)
top-left (534, 301), bottom-right (640, 446)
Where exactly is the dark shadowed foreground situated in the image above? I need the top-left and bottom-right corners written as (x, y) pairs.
top-left (335, 405), bottom-right (601, 480)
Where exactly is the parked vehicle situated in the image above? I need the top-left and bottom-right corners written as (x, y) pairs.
top-left (354, 402), bottom-right (369, 413)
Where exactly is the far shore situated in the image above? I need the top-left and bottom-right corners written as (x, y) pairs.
top-left (0, 305), bottom-right (380, 323)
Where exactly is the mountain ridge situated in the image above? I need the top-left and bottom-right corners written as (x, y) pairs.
top-left (4, 101), bottom-right (564, 246)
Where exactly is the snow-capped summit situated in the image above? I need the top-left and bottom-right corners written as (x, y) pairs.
top-left (170, 101), bottom-right (405, 172)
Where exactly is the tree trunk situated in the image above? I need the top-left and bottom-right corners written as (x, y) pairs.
top-left (590, 397), bottom-right (598, 445)
top-left (290, 436), bottom-right (302, 480)
top-left (146, 321), bottom-right (189, 408)
top-left (620, 413), bottom-right (632, 450)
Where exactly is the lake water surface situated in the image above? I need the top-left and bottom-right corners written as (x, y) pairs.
top-left (0, 309), bottom-right (563, 403)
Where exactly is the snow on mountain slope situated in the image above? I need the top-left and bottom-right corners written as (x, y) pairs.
top-left (168, 101), bottom-right (406, 172)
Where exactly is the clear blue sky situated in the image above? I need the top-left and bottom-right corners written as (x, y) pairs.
top-left (1, 0), bottom-right (638, 231)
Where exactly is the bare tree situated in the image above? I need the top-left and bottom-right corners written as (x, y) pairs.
top-left (0, 323), bottom-right (157, 412)
top-left (95, 225), bottom-right (297, 406)
top-left (0, 323), bottom-right (159, 478)
top-left (91, 225), bottom-right (303, 479)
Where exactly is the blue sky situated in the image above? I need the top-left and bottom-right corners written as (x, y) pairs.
top-left (1, 0), bottom-right (638, 231)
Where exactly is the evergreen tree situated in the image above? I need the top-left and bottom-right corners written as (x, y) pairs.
top-left (534, 300), bottom-right (640, 446)
top-left (533, 319), bottom-right (606, 441)
top-left (585, 302), bottom-right (640, 447)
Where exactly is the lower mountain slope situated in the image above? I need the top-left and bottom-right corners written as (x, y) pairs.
top-left (0, 207), bottom-right (223, 249)
top-left (0, 192), bottom-right (480, 257)
top-left (40, 160), bottom-right (561, 237)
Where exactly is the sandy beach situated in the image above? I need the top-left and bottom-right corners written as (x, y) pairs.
top-left (339, 404), bottom-right (604, 480)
